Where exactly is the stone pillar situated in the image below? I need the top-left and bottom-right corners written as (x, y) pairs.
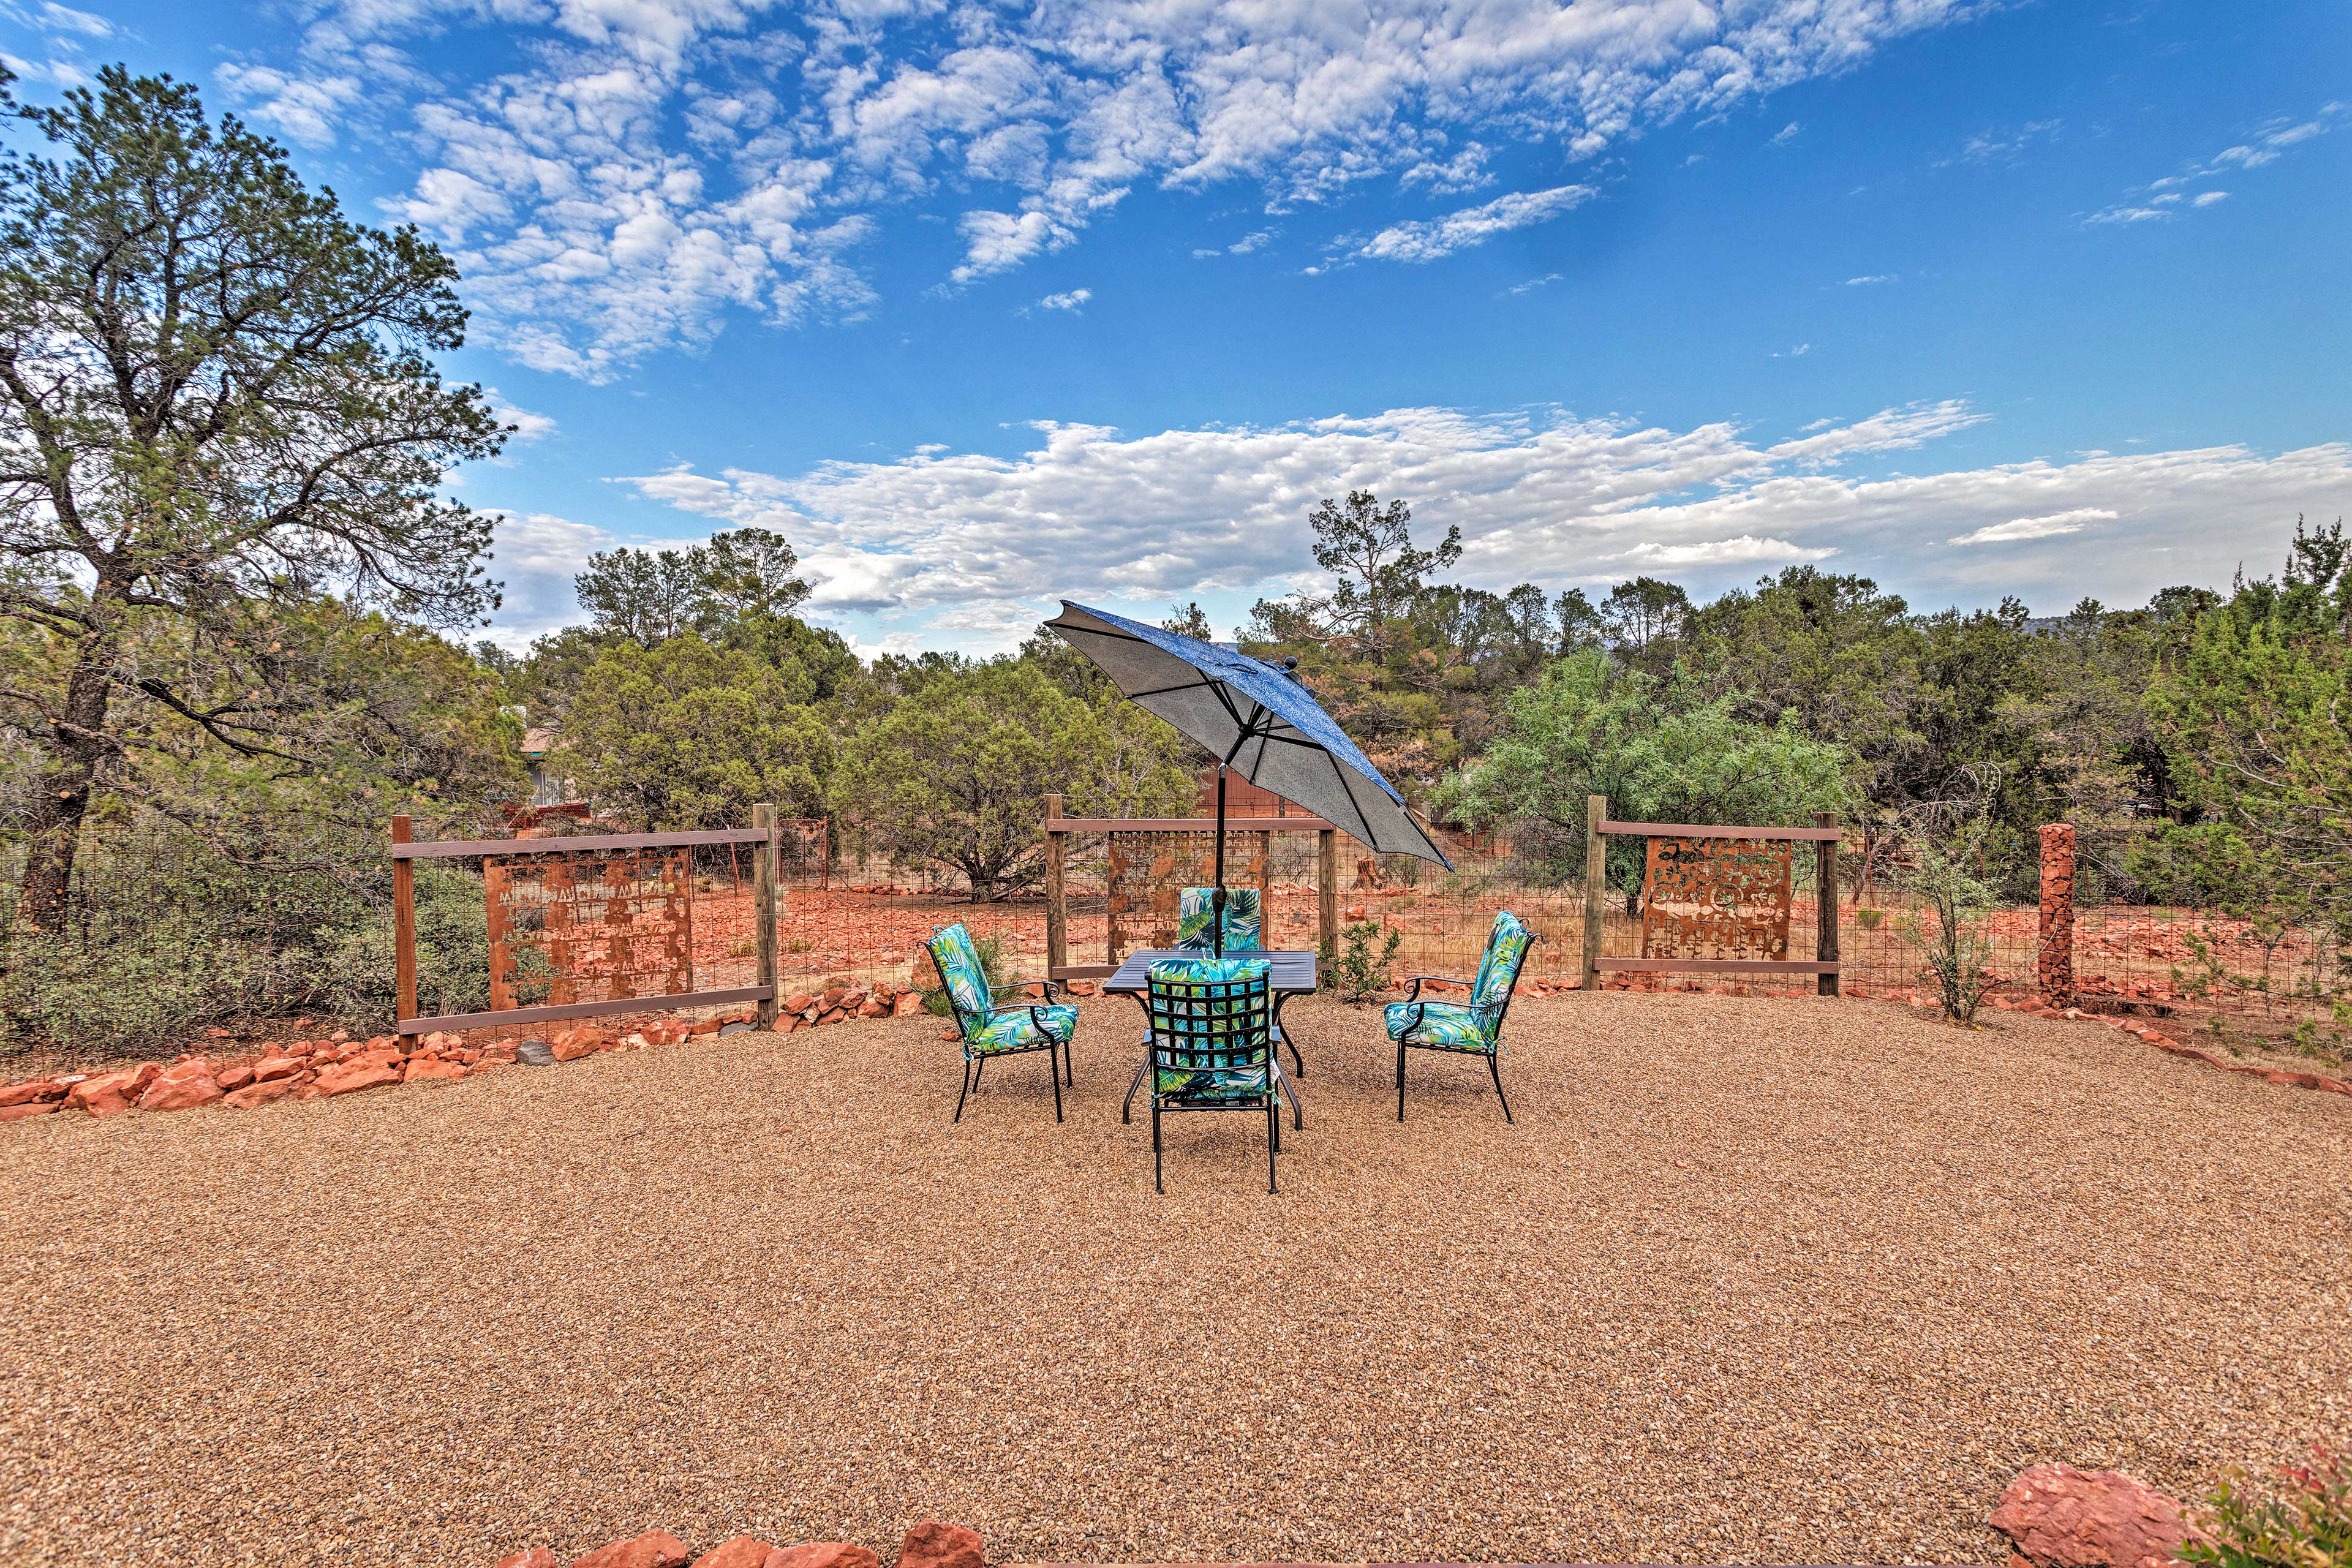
top-left (2038, 823), bottom-right (2075, 1008)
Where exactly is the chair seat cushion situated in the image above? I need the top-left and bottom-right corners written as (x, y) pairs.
top-left (1384, 1000), bottom-right (1498, 1051)
top-left (968, 1003), bottom-right (1079, 1053)
top-left (1156, 1062), bottom-right (1272, 1101)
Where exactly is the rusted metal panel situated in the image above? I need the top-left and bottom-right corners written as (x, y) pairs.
top-left (1104, 831), bottom-right (1270, 962)
top-left (1640, 836), bottom-right (1793, 963)
top-left (485, 846), bottom-right (694, 1012)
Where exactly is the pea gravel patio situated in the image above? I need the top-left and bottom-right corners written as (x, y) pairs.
top-left (2, 992), bottom-right (2348, 1568)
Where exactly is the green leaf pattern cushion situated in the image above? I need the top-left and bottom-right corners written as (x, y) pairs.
top-left (968, 1003), bottom-right (1080, 1053)
top-left (1175, 887), bottom-right (1264, 953)
top-left (1473, 911), bottom-right (1532, 1009)
top-left (1148, 956), bottom-right (1273, 1100)
top-left (927, 924), bottom-right (995, 1023)
top-left (1382, 999), bottom-right (1493, 1049)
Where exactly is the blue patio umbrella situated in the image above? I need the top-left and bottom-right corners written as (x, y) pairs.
top-left (1044, 601), bottom-right (1450, 956)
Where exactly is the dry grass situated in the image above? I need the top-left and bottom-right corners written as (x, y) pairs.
top-left (2, 992), bottom-right (2349, 1568)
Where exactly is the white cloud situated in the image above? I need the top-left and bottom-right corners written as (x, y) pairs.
top-left (1841, 274), bottom-right (1896, 286)
top-left (483, 510), bottom-right (617, 647)
top-left (1036, 288), bottom-right (1091, 312)
top-left (1769, 121), bottom-right (1801, 147)
top-left (1948, 508), bottom-right (2116, 546)
top-left (1357, 186), bottom-right (1596, 263)
top-left (1507, 272), bottom-right (1563, 295)
top-left (222, 0), bottom-right (1990, 377)
top-left (487, 392), bottom-right (558, 443)
top-left (599, 402), bottom-right (2352, 644)
top-left (2088, 103), bottom-right (2343, 225)
top-left (1940, 119), bottom-right (2063, 167)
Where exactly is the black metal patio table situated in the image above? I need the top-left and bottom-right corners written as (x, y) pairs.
top-left (1102, 948), bottom-right (1317, 1128)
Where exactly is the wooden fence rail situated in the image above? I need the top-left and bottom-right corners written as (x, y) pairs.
top-left (390, 810), bottom-right (780, 1036)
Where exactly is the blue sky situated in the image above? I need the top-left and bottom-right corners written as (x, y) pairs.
top-left (5, 0), bottom-right (2348, 656)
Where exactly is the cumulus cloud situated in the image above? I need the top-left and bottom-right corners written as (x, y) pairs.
top-left (1948, 508), bottom-right (2116, 546)
top-left (218, 0), bottom-right (1992, 377)
top-left (483, 510), bottom-right (617, 647)
top-left (1357, 186), bottom-right (1596, 263)
top-left (598, 402), bottom-right (2352, 643)
top-left (486, 392), bottom-right (558, 444)
top-left (2087, 103), bottom-right (2344, 225)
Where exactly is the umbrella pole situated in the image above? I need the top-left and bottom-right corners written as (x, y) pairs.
top-left (1212, 763), bottom-right (1228, 959)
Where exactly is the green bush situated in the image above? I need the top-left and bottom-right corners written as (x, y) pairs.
top-left (2186, 1446), bottom-right (2351, 1568)
top-left (1329, 918), bottom-right (1401, 1003)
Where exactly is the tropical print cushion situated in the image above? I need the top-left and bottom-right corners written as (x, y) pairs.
top-left (927, 924), bottom-right (994, 1022)
top-left (1384, 999), bottom-right (1497, 1050)
top-left (1175, 887), bottom-right (1264, 953)
top-left (1471, 911), bottom-right (1532, 1009)
top-left (967, 1003), bottom-right (1079, 1054)
top-left (1148, 956), bottom-right (1273, 1101)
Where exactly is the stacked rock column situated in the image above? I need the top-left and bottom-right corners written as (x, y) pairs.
top-left (2038, 824), bottom-right (2076, 1008)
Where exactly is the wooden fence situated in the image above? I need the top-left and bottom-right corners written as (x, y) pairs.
top-left (1582, 794), bottom-right (1841, 995)
top-left (390, 807), bottom-right (782, 1036)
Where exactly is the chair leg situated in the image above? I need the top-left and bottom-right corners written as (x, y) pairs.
top-left (953, 1057), bottom-right (972, 1124)
top-left (1488, 1051), bottom-right (1515, 1124)
top-left (1121, 1058), bottom-right (1148, 1125)
top-left (1152, 1101), bottom-right (1164, 1194)
top-left (1061, 1037), bottom-right (1074, 1086)
top-left (1049, 1044), bottom-right (1064, 1123)
top-left (1267, 1100), bottom-right (1278, 1194)
top-left (1396, 1037), bottom-right (1407, 1121)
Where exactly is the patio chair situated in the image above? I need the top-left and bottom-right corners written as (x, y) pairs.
top-left (1145, 956), bottom-right (1282, 1194)
top-left (1175, 886), bottom-right (1264, 954)
top-left (1384, 911), bottom-right (1534, 1124)
top-left (927, 922), bottom-right (1079, 1124)
top-left (1175, 885), bottom-right (1311, 1077)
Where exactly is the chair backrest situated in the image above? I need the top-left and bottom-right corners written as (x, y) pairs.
top-left (1175, 886), bottom-right (1264, 953)
top-left (1471, 911), bottom-right (1534, 1010)
top-left (1145, 956), bottom-right (1272, 1085)
top-left (925, 923), bottom-right (994, 1031)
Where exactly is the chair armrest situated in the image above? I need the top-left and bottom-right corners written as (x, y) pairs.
top-left (1398, 973), bottom-right (1470, 1001)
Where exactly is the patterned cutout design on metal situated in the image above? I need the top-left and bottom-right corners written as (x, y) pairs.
top-left (1640, 837), bottom-right (1793, 962)
top-left (1106, 831), bottom-right (1270, 963)
top-left (485, 848), bottom-right (695, 1012)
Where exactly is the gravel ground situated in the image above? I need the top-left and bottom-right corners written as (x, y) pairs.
top-left (3, 992), bottom-right (2348, 1568)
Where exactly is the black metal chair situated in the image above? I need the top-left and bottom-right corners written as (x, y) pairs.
top-left (1385, 911), bottom-right (1534, 1123)
top-left (1144, 956), bottom-right (1282, 1193)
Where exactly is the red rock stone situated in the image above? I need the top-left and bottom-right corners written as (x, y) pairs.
top-left (222, 1078), bottom-right (298, 1110)
top-left (763, 1545), bottom-right (878, 1568)
top-left (857, 997), bottom-right (888, 1018)
top-left (404, 1058), bottom-right (466, 1084)
top-left (782, 992), bottom-right (815, 1013)
top-left (892, 992), bottom-right (924, 1017)
top-left (690, 1017), bottom-right (723, 1035)
top-left (550, 1027), bottom-right (606, 1062)
top-left (214, 1063), bottom-right (256, 1091)
top-left (314, 1060), bottom-right (402, 1098)
top-left (66, 1071), bottom-right (137, 1117)
top-left (690, 1537), bottom-right (777, 1568)
top-left (893, 1522), bottom-right (981, 1568)
top-left (0, 1079), bottom-right (59, 1107)
top-left (570, 1530), bottom-right (691, 1568)
top-left (122, 1063), bottom-right (161, 1098)
top-left (0, 1101), bottom-right (59, 1122)
top-left (495, 1550), bottom-right (557, 1568)
top-left (140, 1063), bottom-right (224, 1112)
top-left (816, 1007), bottom-right (846, 1026)
top-left (1990, 1463), bottom-right (2190, 1568)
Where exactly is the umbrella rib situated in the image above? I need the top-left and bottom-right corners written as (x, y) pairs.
top-left (1330, 750), bottom-right (1376, 847)
top-left (1126, 676), bottom-right (1217, 700)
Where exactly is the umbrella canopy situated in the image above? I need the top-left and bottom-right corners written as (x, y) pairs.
top-left (1045, 601), bottom-right (1451, 880)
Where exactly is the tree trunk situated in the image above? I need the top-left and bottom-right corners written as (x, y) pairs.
top-left (18, 637), bottom-right (119, 933)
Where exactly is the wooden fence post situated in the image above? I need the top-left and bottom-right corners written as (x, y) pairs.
top-left (1816, 810), bottom-right (1840, 997)
top-left (391, 815), bottom-right (417, 1025)
top-left (1043, 793), bottom-right (1067, 976)
top-left (754, 802), bottom-right (778, 1029)
top-left (1581, 794), bottom-right (1605, 993)
top-left (1316, 827), bottom-right (1338, 966)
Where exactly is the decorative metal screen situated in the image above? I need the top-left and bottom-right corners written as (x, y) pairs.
top-left (484, 848), bottom-right (695, 1011)
top-left (1106, 831), bottom-right (1270, 962)
top-left (1640, 836), bottom-right (1793, 962)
